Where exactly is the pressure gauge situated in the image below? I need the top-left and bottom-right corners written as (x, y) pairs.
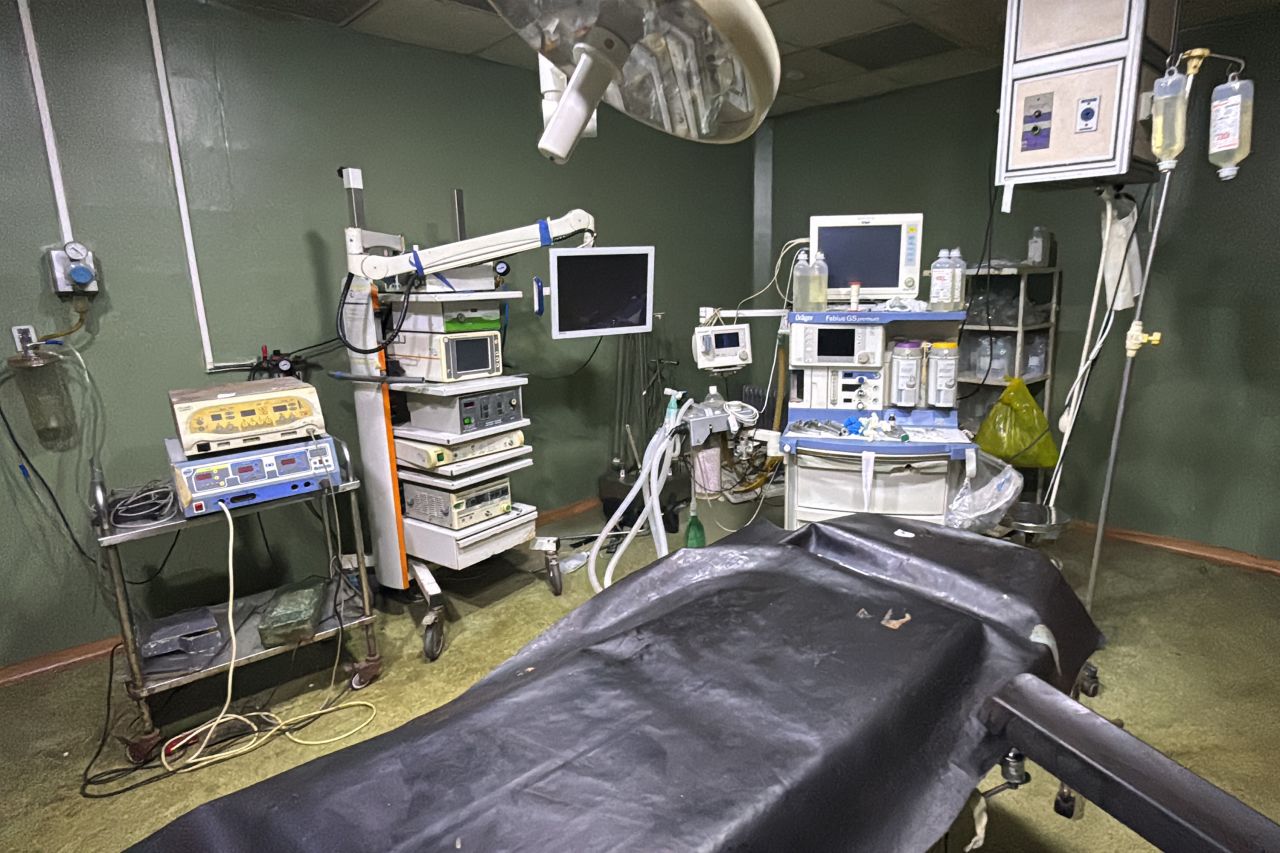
top-left (64, 241), bottom-right (89, 261)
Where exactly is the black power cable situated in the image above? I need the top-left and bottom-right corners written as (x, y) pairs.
top-left (523, 337), bottom-right (603, 380)
top-left (336, 273), bottom-right (417, 355)
top-left (0, 399), bottom-right (95, 563)
top-left (126, 531), bottom-right (182, 586)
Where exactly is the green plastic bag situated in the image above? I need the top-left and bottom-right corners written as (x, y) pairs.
top-left (975, 378), bottom-right (1059, 468)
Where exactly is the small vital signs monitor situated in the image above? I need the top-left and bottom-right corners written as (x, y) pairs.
top-left (550, 247), bottom-right (654, 339)
top-left (809, 214), bottom-right (923, 301)
top-left (170, 378), bottom-right (326, 457)
top-left (692, 324), bottom-right (752, 371)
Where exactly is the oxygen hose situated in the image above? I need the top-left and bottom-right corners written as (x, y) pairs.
top-left (589, 395), bottom-right (695, 592)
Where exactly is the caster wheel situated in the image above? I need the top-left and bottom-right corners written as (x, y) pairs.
top-left (350, 671), bottom-right (372, 690)
top-left (422, 619), bottom-right (445, 661)
top-left (125, 730), bottom-right (162, 766)
top-left (1054, 791), bottom-right (1080, 819)
top-left (547, 561), bottom-right (563, 596)
top-left (1080, 676), bottom-right (1101, 697)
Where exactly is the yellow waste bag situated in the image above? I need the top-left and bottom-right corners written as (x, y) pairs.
top-left (975, 378), bottom-right (1059, 468)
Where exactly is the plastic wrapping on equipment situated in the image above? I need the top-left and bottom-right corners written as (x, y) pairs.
top-left (258, 579), bottom-right (326, 648)
top-left (946, 451), bottom-right (1023, 532)
top-left (131, 515), bottom-right (1100, 853)
top-left (975, 378), bottom-right (1059, 468)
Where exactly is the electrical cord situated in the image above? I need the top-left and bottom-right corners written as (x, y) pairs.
top-left (957, 166), bottom-right (1001, 400)
top-left (126, 531), bottom-right (182, 585)
top-left (524, 337), bottom-right (603, 380)
top-left (107, 481), bottom-right (177, 528)
top-left (336, 272), bottom-right (416, 355)
top-left (159, 503), bottom-right (375, 774)
top-left (0, 396), bottom-right (95, 563)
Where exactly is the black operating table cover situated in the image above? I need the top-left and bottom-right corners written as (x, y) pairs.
top-left (132, 514), bottom-right (1101, 852)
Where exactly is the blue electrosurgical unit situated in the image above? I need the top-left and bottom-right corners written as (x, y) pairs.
top-left (167, 436), bottom-right (340, 517)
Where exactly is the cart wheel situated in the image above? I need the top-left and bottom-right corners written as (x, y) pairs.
top-left (547, 560), bottom-right (563, 596)
top-left (422, 619), bottom-right (445, 661)
top-left (1079, 661), bottom-right (1101, 697)
top-left (1054, 790), bottom-right (1081, 819)
top-left (125, 729), bottom-right (162, 766)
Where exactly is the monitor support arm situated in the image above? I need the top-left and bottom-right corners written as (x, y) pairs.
top-left (338, 167), bottom-right (596, 280)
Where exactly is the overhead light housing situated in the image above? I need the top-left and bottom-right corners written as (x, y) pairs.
top-left (486, 0), bottom-right (781, 163)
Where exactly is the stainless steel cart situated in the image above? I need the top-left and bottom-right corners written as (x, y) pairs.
top-left (92, 458), bottom-right (380, 763)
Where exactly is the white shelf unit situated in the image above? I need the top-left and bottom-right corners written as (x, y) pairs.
top-left (956, 265), bottom-right (1061, 498)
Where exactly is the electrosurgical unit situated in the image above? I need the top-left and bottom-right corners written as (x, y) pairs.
top-left (169, 378), bottom-right (326, 457)
top-left (402, 477), bottom-right (513, 530)
top-left (166, 435), bottom-right (340, 517)
top-left (808, 214), bottom-right (922, 302)
top-left (692, 324), bottom-right (752, 372)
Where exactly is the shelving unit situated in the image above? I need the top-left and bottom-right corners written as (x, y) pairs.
top-left (94, 472), bottom-right (379, 762)
top-left (953, 264), bottom-right (1061, 497)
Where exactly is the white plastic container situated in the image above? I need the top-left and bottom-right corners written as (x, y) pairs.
top-left (950, 247), bottom-right (967, 311)
top-left (926, 342), bottom-right (959, 408)
top-left (793, 250), bottom-right (825, 312)
top-left (991, 337), bottom-right (1014, 379)
top-left (929, 249), bottom-right (954, 311)
top-left (1208, 75), bottom-right (1253, 180)
top-left (889, 341), bottom-right (924, 407)
top-left (1152, 69), bottom-right (1189, 170)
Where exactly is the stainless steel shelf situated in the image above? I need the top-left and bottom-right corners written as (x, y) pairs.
top-left (961, 322), bottom-right (1052, 332)
top-left (137, 582), bottom-right (372, 697)
top-left (958, 374), bottom-right (1048, 386)
top-left (98, 480), bottom-right (361, 547)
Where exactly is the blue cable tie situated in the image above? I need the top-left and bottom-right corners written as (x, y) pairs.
top-left (533, 275), bottom-right (545, 315)
top-left (538, 219), bottom-right (552, 247)
top-left (410, 247), bottom-right (425, 277)
top-left (433, 273), bottom-right (455, 291)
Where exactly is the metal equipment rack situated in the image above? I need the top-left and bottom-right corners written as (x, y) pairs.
top-left (92, 446), bottom-right (379, 763)
top-left (954, 264), bottom-right (1061, 497)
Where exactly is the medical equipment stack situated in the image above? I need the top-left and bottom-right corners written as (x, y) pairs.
top-left (782, 214), bottom-right (980, 528)
top-left (335, 169), bottom-right (589, 658)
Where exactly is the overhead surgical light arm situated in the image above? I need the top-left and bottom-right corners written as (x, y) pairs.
top-left (338, 167), bottom-right (596, 280)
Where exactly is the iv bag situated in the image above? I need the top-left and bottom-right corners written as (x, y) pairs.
top-left (1102, 201), bottom-right (1142, 311)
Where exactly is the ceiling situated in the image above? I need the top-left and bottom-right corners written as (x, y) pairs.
top-left (224, 0), bottom-right (1280, 117)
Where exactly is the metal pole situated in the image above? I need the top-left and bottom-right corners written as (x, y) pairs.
top-left (349, 489), bottom-right (378, 661)
top-left (1084, 170), bottom-right (1172, 611)
top-left (452, 188), bottom-right (466, 241)
top-left (102, 544), bottom-right (156, 733)
top-left (984, 674), bottom-right (1280, 852)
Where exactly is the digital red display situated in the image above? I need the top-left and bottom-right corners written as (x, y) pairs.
top-left (195, 472), bottom-right (214, 481)
top-left (237, 465), bottom-right (255, 474)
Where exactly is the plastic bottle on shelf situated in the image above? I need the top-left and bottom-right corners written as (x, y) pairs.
top-left (950, 247), bottom-right (967, 311)
top-left (929, 249), bottom-right (954, 311)
top-left (811, 252), bottom-right (829, 311)
top-left (1208, 74), bottom-right (1253, 180)
top-left (1024, 333), bottom-right (1049, 377)
top-left (972, 334), bottom-right (993, 376)
top-left (991, 337), bottom-right (1014, 379)
top-left (792, 250), bottom-right (822, 312)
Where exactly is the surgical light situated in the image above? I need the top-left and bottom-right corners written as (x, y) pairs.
top-left (485, 0), bottom-right (781, 163)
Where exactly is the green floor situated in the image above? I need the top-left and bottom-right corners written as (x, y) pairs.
top-left (3, 515), bottom-right (1279, 852)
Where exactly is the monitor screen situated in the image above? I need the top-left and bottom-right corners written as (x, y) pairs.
top-left (451, 337), bottom-right (493, 374)
top-left (817, 225), bottom-right (902, 292)
top-left (816, 328), bottom-right (857, 358)
top-left (551, 247), bottom-right (654, 339)
top-left (713, 331), bottom-right (740, 349)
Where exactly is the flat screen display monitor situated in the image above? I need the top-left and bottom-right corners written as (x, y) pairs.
top-left (550, 247), bottom-right (654, 339)
top-left (810, 214), bottom-right (923, 301)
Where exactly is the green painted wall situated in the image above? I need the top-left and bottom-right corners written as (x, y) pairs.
top-left (0, 0), bottom-right (752, 665)
top-left (771, 10), bottom-right (1280, 559)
